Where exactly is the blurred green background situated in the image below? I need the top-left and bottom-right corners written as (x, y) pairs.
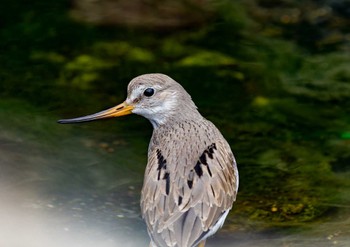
top-left (1, 0), bottom-right (350, 245)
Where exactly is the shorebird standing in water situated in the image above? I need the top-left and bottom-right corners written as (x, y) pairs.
top-left (58, 73), bottom-right (239, 247)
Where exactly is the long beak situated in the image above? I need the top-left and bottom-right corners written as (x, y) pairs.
top-left (57, 102), bottom-right (134, 124)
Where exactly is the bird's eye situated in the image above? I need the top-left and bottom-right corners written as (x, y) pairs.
top-left (144, 88), bottom-right (155, 97)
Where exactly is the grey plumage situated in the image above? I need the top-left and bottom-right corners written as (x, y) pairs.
top-left (143, 117), bottom-right (238, 247)
top-left (129, 74), bottom-right (239, 247)
top-left (58, 73), bottom-right (239, 247)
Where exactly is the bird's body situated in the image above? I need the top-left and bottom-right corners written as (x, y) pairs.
top-left (58, 74), bottom-right (239, 247)
top-left (143, 118), bottom-right (238, 247)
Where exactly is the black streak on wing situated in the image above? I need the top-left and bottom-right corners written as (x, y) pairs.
top-left (192, 143), bottom-right (217, 180)
top-left (156, 149), bottom-right (167, 180)
top-left (199, 152), bottom-right (207, 165)
top-left (163, 172), bottom-right (170, 195)
top-left (155, 149), bottom-right (170, 195)
top-left (187, 179), bottom-right (193, 189)
top-left (178, 196), bottom-right (183, 206)
top-left (206, 165), bottom-right (212, 177)
top-left (194, 161), bottom-right (203, 177)
top-left (208, 143), bottom-right (217, 159)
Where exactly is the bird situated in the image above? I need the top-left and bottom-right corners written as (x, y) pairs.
top-left (58, 73), bottom-right (239, 247)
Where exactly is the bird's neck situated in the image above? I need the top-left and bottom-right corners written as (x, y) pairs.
top-left (149, 108), bottom-right (203, 129)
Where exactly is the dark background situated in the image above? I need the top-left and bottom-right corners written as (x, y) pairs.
top-left (1, 0), bottom-right (350, 246)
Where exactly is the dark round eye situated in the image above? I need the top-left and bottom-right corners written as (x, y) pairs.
top-left (143, 88), bottom-right (155, 97)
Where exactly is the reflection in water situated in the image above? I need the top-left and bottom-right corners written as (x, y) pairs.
top-left (1, 181), bottom-right (350, 247)
top-left (0, 184), bottom-right (148, 247)
top-left (0, 114), bottom-right (350, 247)
top-left (0, 123), bottom-right (148, 247)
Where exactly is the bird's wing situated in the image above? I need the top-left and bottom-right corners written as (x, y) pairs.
top-left (141, 140), bottom-right (238, 247)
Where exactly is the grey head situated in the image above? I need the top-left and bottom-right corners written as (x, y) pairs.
top-left (126, 73), bottom-right (200, 127)
top-left (58, 73), bottom-right (201, 128)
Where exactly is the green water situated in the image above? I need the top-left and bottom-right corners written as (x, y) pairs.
top-left (1, 0), bottom-right (350, 246)
top-left (1, 98), bottom-right (349, 247)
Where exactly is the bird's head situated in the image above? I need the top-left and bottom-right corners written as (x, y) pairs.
top-left (58, 73), bottom-right (199, 128)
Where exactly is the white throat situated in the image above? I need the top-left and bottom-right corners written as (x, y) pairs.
top-left (131, 93), bottom-right (178, 129)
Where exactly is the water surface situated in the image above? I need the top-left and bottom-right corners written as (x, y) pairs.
top-left (1, 102), bottom-right (349, 247)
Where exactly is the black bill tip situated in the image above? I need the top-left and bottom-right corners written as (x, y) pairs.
top-left (57, 116), bottom-right (96, 124)
top-left (57, 119), bottom-right (82, 124)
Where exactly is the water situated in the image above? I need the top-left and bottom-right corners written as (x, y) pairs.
top-left (2, 0), bottom-right (350, 245)
top-left (1, 103), bottom-right (349, 247)
top-left (0, 105), bottom-right (148, 247)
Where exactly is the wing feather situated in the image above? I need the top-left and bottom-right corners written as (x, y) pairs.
top-left (141, 121), bottom-right (238, 247)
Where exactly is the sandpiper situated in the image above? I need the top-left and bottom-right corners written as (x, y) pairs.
top-left (58, 73), bottom-right (239, 247)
